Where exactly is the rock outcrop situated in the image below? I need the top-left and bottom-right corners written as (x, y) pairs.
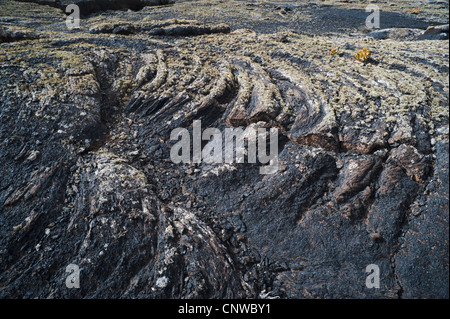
top-left (0, 0), bottom-right (448, 299)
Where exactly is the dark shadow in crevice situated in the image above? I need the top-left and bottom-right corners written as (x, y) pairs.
top-left (16, 0), bottom-right (174, 18)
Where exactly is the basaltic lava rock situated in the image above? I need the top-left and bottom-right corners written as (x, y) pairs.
top-left (0, 0), bottom-right (448, 298)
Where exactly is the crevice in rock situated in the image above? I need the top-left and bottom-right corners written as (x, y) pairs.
top-left (0, 26), bottom-right (40, 43)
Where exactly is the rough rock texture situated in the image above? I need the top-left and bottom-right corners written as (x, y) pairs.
top-left (0, 0), bottom-right (448, 299)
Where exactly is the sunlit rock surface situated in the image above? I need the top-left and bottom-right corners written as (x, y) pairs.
top-left (0, 0), bottom-right (448, 298)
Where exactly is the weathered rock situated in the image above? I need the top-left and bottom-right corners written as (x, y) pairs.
top-left (367, 25), bottom-right (449, 41)
top-left (0, 0), bottom-right (448, 299)
top-left (422, 24), bottom-right (450, 40)
top-left (394, 140), bottom-right (449, 299)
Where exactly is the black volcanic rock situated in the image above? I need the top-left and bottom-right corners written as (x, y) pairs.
top-left (0, 0), bottom-right (448, 299)
top-left (16, 0), bottom-right (173, 16)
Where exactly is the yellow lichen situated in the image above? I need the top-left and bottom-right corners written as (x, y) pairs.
top-left (355, 47), bottom-right (371, 62)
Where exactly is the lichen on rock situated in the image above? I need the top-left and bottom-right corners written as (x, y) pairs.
top-left (0, 0), bottom-right (448, 299)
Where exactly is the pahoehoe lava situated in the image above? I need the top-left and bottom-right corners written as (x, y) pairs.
top-left (0, 0), bottom-right (448, 299)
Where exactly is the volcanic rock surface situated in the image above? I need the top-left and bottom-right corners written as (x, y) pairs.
top-left (0, 0), bottom-right (448, 298)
